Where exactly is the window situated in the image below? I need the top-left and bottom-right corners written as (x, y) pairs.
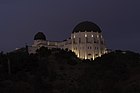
top-left (94, 38), bottom-right (98, 43)
top-left (95, 47), bottom-right (98, 50)
top-left (94, 38), bottom-right (97, 43)
top-left (86, 37), bottom-right (88, 43)
top-left (95, 54), bottom-right (98, 56)
top-left (101, 35), bottom-right (102, 38)
top-left (87, 46), bottom-right (92, 49)
top-left (101, 40), bottom-right (104, 44)
top-left (88, 54), bottom-right (91, 56)
top-left (79, 38), bottom-right (81, 43)
top-left (90, 46), bottom-right (92, 49)
top-left (73, 39), bottom-right (76, 44)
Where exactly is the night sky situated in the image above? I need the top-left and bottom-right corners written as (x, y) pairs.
top-left (0, 0), bottom-right (140, 52)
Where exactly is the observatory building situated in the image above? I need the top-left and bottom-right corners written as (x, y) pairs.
top-left (28, 21), bottom-right (107, 60)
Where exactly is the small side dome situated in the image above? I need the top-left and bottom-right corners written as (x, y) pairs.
top-left (72, 21), bottom-right (101, 33)
top-left (34, 32), bottom-right (46, 40)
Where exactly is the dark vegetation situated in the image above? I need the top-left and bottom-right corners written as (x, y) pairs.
top-left (0, 47), bottom-right (140, 93)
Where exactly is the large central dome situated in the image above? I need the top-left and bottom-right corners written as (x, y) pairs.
top-left (72, 21), bottom-right (101, 33)
top-left (34, 32), bottom-right (46, 40)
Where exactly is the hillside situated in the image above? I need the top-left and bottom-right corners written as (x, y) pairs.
top-left (0, 47), bottom-right (140, 93)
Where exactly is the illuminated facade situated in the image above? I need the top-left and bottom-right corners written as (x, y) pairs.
top-left (28, 21), bottom-right (106, 59)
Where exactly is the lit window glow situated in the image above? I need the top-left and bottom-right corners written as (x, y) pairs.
top-left (92, 35), bottom-right (93, 37)
top-left (85, 34), bottom-right (87, 37)
top-left (101, 35), bottom-right (102, 38)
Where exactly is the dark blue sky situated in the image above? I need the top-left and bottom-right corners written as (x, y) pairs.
top-left (0, 0), bottom-right (140, 52)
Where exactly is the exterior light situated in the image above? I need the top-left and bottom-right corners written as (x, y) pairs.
top-left (78, 53), bottom-right (79, 57)
top-left (93, 55), bottom-right (95, 60)
top-left (85, 56), bottom-right (87, 59)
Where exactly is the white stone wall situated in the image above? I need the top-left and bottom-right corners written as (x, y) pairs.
top-left (32, 40), bottom-right (47, 47)
top-left (29, 31), bottom-right (106, 60)
top-left (47, 41), bottom-right (59, 49)
top-left (71, 31), bottom-right (106, 59)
